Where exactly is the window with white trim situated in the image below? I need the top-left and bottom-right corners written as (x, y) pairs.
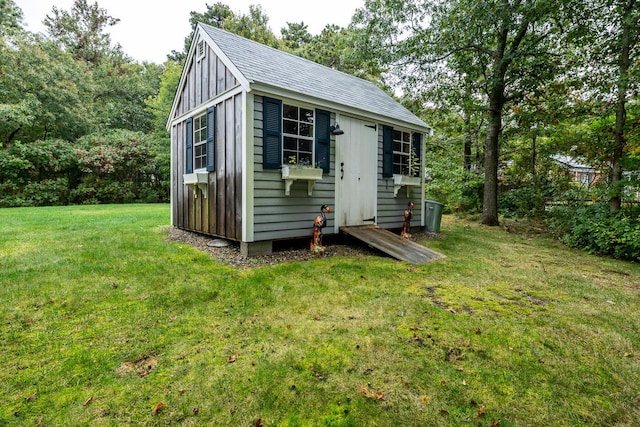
top-left (282, 104), bottom-right (314, 166)
top-left (193, 113), bottom-right (207, 170)
top-left (393, 129), bottom-right (412, 175)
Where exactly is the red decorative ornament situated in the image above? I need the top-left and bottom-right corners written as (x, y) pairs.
top-left (310, 204), bottom-right (331, 254)
top-left (401, 201), bottom-right (414, 239)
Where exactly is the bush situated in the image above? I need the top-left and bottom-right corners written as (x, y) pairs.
top-left (550, 203), bottom-right (640, 261)
top-left (0, 140), bottom-right (78, 207)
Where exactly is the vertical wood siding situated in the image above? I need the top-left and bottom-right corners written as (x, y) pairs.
top-left (376, 128), bottom-right (423, 229)
top-left (252, 95), bottom-right (336, 241)
top-left (171, 43), bottom-right (242, 240)
top-left (173, 44), bottom-right (238, 118)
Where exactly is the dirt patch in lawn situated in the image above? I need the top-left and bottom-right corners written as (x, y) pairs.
top-left (116, 355), bottom-right (158, 377)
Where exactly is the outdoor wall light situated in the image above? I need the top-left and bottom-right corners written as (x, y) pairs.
top-left (330, 123), bottom-right (344, 135)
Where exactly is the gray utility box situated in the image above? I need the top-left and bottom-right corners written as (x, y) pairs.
top-left (424, 200), bottom-right (444, 233)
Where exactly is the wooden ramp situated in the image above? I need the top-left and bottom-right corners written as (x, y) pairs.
top-left (340, 225), bottom-right (445, 265)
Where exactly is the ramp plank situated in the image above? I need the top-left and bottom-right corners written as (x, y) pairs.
top-left (341, 225), bottom-right (445, 264)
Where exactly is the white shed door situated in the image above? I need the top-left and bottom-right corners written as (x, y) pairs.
top-left (336, 116), bottom-right (377, 227)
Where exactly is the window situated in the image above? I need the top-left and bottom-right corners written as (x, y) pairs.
top-left (262, 98), bottom-right (330, 172)
top-left (185, 106), bottom-right (215, 174)
top-left (282, 104), bottom-right (314, 166)
top-left (193, 113), bottom-right (207, 170)
top-left (393, 129), bottom-right (412, 175)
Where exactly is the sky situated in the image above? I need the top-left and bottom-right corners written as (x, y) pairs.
top-left (15, 0), bottom-right (365, 64)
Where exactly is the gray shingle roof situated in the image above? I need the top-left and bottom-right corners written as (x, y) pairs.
top-left (199, 23), bottom-right (428, 129)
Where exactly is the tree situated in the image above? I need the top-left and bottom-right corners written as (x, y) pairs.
top-left (0, 0), bottom-right (23, 36)
top-left (280, 21), bottom-right (313, 52)
top-left (44, 0), bottom-right (121, 65)
top-left (355, 0), bottom-right (569, 225)
top-left (0, 33), bottom-right (94, 144)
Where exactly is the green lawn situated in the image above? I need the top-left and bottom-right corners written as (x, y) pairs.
top-left (1, 204), bottom-right (638, 426)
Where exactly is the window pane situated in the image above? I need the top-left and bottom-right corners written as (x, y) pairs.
top-left (284, 150), bottom-right (296, 164)
top-left (283, 104), bottom-right (298, 120)
top-left (299, 139), bottom-right (312, 152)
top-left (299, 153), bottom-right (312, 166)
top-left (402, 142), bottom-right (410, 153)
top-left (301, 108), bottom-right (313, 123)
top-left (284, 137), bottom-right (297, 150)
top-left (299, 123), bottom-right (312, 137)
top-left (403, 131), bottom-right (410, 142)
top-left (283, 119), bottom-right (298, 135)
top-left (394, 141), bottom-right (401, 152)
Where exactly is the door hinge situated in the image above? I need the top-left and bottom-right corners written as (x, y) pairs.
top-left (364, 216), bottom-right (376, 222)
top-left (364, 124), bottom-right (377, 131)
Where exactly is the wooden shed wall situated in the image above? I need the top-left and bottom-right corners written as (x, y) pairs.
top-left (376, 128), bottom-right (423, 229)
top-left (171, 43), bottom-right (243, 240)
top-left (173, 43), bottom-right (238, 119)
top-left (252, 95), bottom-right (336, 241)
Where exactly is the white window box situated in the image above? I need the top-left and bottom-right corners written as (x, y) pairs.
top-left (281, 166), bottom-right (323, 196)
top-left (183, 172), bottom-right (209, 198)
top-left (393, 174), bottom-right (421, 197)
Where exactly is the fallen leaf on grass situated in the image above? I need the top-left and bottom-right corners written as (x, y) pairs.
top-left (357, 385), bottom-right (384, 401)
top-left (25, 393), bottom-right (37, 402)
top-left (83, 396), bottom-right (93, 406)
top-left (491, 420), bottom-right (501, 426)
top-left (254, 418), bottom-right (263, 427)
top-left (421, 396), bottom-right (431, 404)
top-left (227, 353), bottom-right (239, 363)
top-left (192, 407), bottom-right (199, 415)
top-left (439, 408), bottom-right (449, 415)
top-left (624, 352), bottom-right (632, 357)
top-left (152, 402), bottom-right (164, 414)
top-left (477, 405), bottom-right (485, 417)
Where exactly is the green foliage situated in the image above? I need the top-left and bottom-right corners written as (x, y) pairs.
top-left (0, 0), bottom-right (23, 37)
top-left (0, 139), bottom-right (78, 207)
top-left (74, 129), bottom-right (167, 204)
top-left (550, 202), bottom-right (640, 261)
top-left (0, 34), bottom-right (94, 144)
top-left (43, 0), bottom-right (121, 64)
top-left (424, 138), bottom-right (483, 214)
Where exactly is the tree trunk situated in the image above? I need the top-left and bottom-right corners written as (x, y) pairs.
top-left (610, 0), bottom-right (633, 213)
top-left (531, 132), bottom-right (537, 176)
top-left (463, 110), bottom-right (472, 171)
top-left (482, 90), bottom-right (504, 226)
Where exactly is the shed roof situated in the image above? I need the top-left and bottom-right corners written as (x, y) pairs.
top-left (198, 23), bottom-right (429, 130)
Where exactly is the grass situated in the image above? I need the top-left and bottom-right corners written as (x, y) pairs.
top-left (1, 204), bottom-right (639, 426)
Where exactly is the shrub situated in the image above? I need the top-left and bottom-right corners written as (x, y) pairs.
top-left (550, 203), bottom-right (640, 261)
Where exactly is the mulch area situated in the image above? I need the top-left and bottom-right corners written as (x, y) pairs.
top-left (164, 226), bottom-right (440, 268)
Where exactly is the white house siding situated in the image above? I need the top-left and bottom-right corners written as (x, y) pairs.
top-left (251, 95), bottom-right (336, 241)
top-left (376, 128), bottom-right (423, 229)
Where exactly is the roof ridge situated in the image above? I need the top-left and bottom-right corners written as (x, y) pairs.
top-left (197, 22), bottom-right (382, 90)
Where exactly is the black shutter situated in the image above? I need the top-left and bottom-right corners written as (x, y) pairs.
top-left (412, 132), bottom-right (422, 177)
top-left (263, 97), bottom-right (282, 169)
top-left (206, 106), bottom-right (216, 172)
top-left (382, 125), bottom-right (394, 178)
top-left (185, 117), bottom-right (193, 174)
top-left (315, 109), bottom-right (331, 173)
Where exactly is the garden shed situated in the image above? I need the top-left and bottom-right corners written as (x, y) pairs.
top-left (168, 23), bottom-right (432, 255)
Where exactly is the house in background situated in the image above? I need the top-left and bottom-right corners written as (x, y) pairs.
top-left (167, 23), bottom-right (431, 255)
top-left (552, 154), bottom-right (604, 188)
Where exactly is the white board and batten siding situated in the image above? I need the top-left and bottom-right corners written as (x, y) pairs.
top-left (251, 95), bottom-right (336, 242)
